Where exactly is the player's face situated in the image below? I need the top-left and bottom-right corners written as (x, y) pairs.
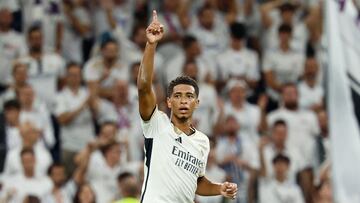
top-left (167, 84), bottom-right (199, 121)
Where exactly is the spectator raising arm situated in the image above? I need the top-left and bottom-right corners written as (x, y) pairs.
top-left (260, 0), bottom-right (282, 29)
top-left (258, 136), bottom-right (270, 177)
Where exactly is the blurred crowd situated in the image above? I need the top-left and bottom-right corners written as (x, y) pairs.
top-left (0, 0), bottom-right (332, 203)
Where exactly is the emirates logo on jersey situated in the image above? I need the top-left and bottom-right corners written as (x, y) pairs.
top-left (172, 146), bottom-right (204, 175)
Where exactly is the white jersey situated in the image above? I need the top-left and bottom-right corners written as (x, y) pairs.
top-left (140, 108), bottom-right (210, 203)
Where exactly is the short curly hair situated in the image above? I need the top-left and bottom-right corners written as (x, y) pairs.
top-left (167, 76), bottom-right (199, 98)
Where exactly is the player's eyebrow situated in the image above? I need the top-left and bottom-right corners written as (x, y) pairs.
top-left (174, 91), bottom-right (195, 95)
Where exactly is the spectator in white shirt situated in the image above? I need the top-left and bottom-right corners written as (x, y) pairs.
top-left (217, 22), bottom-right (260, 90)
top-left (267, 83), bottom-right (319, 164)
top-left (165, 35), bottom-right (215, 84)
top-left (84, 39), bottom-right (129, 100)
top-left (43, 163), bottom-right (74, 203)
top-left (196, 146), bottom-right (226, 203)
top-left (183, 61), bottom-right (219, 136)
top-left (92, 0), bottom-right (136, 38)
top-left (55, 63), bottom-right (97, 176)
top-left (42, 159), bottom-right (88, 203)
top-left (18, 84), bottom-right (55, 148)
top-left (258, 120), bottom-right (306, 183)
top-left (3, 121), bottom-right (52, 179)
top-left (0, 8), bottom-right (27, 86)
top-left (61, 0), bottom-right (91, 63)
top-left (216, 115), bottom-right (258, 203)
top-left (111, 23), bottom-right (165, 75)
top-left (259, 154), bottom-right (305, 203)
top-left (223, 79), bottom-right (262, 144)
top-left (76, 140), bottom-right (123, 203)
top-left (263, 24), bottom-right (305, 102)
top-left (18, 25), bottom-right (66, 111)
top-left (20, 0), bottom-right (63, 52)
top-left (197, 149), bottom-right (226, 203)
top-left (111, 80), bottom-right (143, 162)
top-left (0, 63), bottom-right (28, 111)
top-left (260, 2), bottom-right (308, 52)
top-left (188, 4), bottom-right (229, 59)
top-left (1, 148), bottom-right (53, 203)
top-left (267, 83), bottom-right (319, 202)
top-left (157, 0), bottom-right (187, 42)
top-left (298, 57), bottom-right (324, 111)
top-left (0, 100), bottom-right (21, 172)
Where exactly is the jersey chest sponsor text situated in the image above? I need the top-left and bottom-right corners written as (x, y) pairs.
top-left (171, 145), bottom-right (204, 176)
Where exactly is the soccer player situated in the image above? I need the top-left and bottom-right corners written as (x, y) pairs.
top-left (137, 10), bottom-right (238, 203)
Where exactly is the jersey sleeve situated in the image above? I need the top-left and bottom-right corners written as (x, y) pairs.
top-left (140, 107), bottom-right (169, 138)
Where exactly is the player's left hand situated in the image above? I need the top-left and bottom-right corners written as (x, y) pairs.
top-left (220, 182), bottom-right (238, 200)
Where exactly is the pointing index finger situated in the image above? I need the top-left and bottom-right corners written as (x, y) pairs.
top-left (153, 10), bottom-right (158, 22)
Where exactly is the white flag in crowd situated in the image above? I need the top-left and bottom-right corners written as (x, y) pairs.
top-left (326, 0), bottom-right (360, 202)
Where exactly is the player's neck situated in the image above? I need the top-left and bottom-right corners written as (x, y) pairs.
top-left (171, 116), bottom-right (195, 136)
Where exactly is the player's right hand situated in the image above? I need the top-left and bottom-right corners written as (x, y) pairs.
top-left (146, 10), bottom-right (164, 44)
top-left (220, 182), bottom-right (238, 200)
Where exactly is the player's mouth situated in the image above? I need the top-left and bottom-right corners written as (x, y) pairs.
top-left (179, 107), bottom-right (189, 113)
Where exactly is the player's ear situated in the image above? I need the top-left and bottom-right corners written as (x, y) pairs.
top-left (167, 97), bottom-right (172, 109)
top-left (195, 99), bottom-right (200, 109)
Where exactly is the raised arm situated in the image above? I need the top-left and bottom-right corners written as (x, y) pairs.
top-left (137, 10), bottom-right (164, 120)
